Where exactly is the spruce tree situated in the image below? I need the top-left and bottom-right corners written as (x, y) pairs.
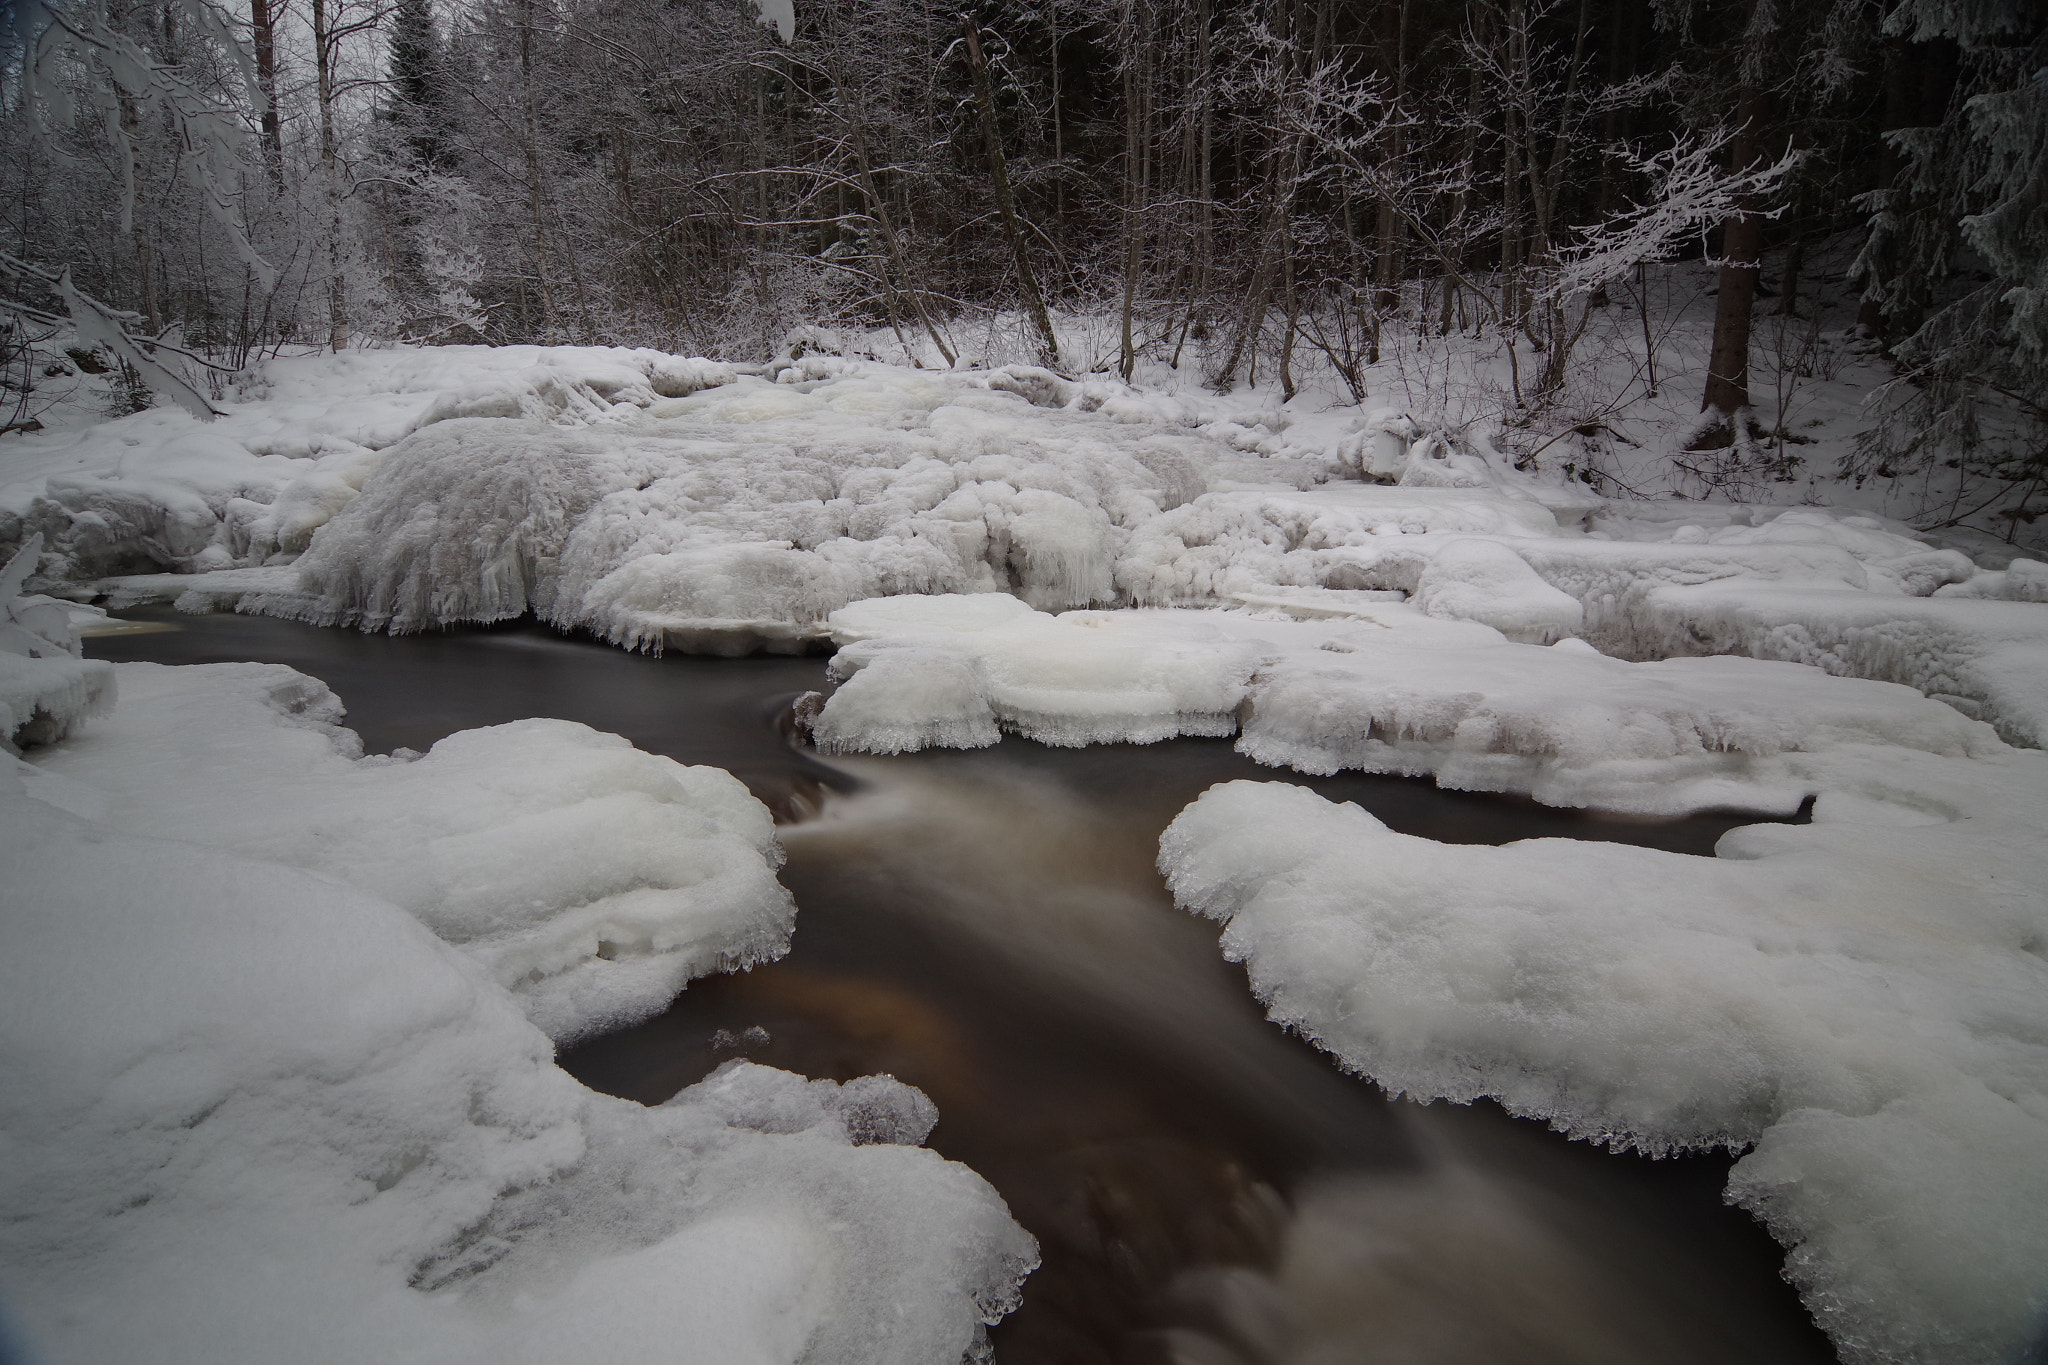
top-left (1850, 0), bottom-right (2048, 534)
top-left (387, 0), bottom-right (451, 171)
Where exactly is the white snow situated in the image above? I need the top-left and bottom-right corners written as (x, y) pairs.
top-left (8, 339), bottom-right (2048, 1365)
top-left (1159, 760), bottom-right (2048, 1365)
top-left (814, 594), bottom-right (1999, 815)
top-left (7, 346), bottom-right (2044, 744)
top-left (1, 535), bottom-right (116, 750)
top-left (27, 661), bottom-right (797, 1041)
top-left (2, 661), bottom-right (1033, 1365)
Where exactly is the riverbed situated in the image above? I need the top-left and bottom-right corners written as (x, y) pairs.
top-left (89, 608), bottom-right (1838, 1365)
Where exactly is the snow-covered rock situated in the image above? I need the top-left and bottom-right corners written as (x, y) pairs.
top-left (0, 535), bottom-right (115, 750)
top-left (1159, 762), bottom-right (2048, 1365)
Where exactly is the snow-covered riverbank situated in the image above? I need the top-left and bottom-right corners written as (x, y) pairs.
top-left (5, 341), bottom-right (2045, 1364)
top-left (0, 606), bottom-right (1032, 1365)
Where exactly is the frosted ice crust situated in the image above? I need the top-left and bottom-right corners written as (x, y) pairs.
top-left (2, 658), bottom-right (1034, 1365)
top-left (1159, 766), bottom-right (2048, 1365)
top-left (8, 346), bottom-right (2040, 740)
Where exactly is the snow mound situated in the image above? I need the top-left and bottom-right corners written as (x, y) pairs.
top-left (287, 368), bottom-right (1236, 650)
top-left (2, 757), bottom-right (1032, 1365)
top-left (1, 535), bottom-right (115, 750)
top-left (1160, 761), bottom-right (2048, 1365)
top-left (814, 595), bottom-right (1999, 814)
top-left (0, 346), bottom-right (740, 583)
top-left (1608, 579), bottom-right (2048, 748)
top-left (28, 660), bottom-right (794, 1042)
top-left (817, 595), bottom-right (1258, 751)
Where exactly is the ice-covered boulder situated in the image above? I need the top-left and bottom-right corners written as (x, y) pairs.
top-left (1409, 537), bottom-right (1584, 642)
top-left (0, 535), bottom-right (114, 750)
top-left (1159, 761), bottom-right (2048, 1365)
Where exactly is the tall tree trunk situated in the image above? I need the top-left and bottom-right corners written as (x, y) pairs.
top-left (1118, 0), bottom-right (1146, 381)
top-left (1700, 84), bottom-right (1769, 424)
top-left (962, 20), bottom-right (1058, 366)
top-left (1373, 0), bottom-right (1411, 312)
top-left (518, 0), bottom-right (559, 338)
top-left (250, 0), bottom-right (283, 191)
top-left (312, 0), bottom-right (348, 351)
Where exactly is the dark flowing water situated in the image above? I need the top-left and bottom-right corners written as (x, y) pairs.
top-left (91, 608), bottom-right (1837, 1365)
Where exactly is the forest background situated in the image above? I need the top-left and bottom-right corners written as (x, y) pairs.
top-left (2, 0), bottom-right (2043, 535)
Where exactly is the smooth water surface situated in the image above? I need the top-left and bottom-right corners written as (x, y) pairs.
top-left (91, 608), bottom-right (1838, 1365)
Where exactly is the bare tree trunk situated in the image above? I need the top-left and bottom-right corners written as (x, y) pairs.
top-left (962, 19), bottom-right (1058, 366)
top-left (250, 0), bottom-right (283, 191)
top-left (518, 0), bottom-right (559, 338)
top-left (1373, 0), bottom-right (1411, 312)
top-left (1118, 0), bottom-right (1146, 380)
top-left (1700, 85), bottom-right (1769, 424)
top-left (312, 0), bottom-right (348, 351)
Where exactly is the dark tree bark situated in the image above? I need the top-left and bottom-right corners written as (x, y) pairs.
top-left (1700, 84), bottom-right (1768, 423)
top-left (962, 19), bottom-right (1058, 366)
top-left (250, 0), bottom-right (283, 190)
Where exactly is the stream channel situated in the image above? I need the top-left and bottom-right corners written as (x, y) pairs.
top-left (91, 607), bottom-right (1840, 1365)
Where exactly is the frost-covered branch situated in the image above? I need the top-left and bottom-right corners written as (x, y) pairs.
top-left (1547, 131), bottom-right (1800, 301)
top-left (0, 252), bottom-right (221, 419)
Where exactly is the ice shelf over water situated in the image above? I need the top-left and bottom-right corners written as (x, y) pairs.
top-left (1, 534), bottom-right (114, 751)
top-left (1159, 767), bottom-right (2048, 1365)
top-left (1, 660), bottom-right (1033, 1365)
top-left (25, 661), bottom-right (798, 1042)
top-left (816, 593), bottom-right (2001, 815)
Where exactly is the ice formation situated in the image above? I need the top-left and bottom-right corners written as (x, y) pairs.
top-left (814, 594), bottom-right (1999, 815)
top-left (1159, 764), bottom-right (2048, 1365)
top-left (0, 346), bottom-right (736, 582)
top-left (3, 663), bottom-right (1033, 1365)
top-left (6, 344), bottom-right (2043, 740)
top-left (27, 661), bottom-right (796, 1040)
top-left (275, 364), bottom-right (1227, 650)
top-left (0, 535), bottom-right (115, 750)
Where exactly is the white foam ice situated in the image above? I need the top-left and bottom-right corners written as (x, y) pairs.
top-left (2, 661), bottom-right (1033, 1365)
top-left (279, 365), bottom-right (1223, 649)
top-left (1159, 757), bottom-right (2048, 1365)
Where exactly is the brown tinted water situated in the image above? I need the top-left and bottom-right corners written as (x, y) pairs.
top-left (92, 608), bottom-right (1838, 1365)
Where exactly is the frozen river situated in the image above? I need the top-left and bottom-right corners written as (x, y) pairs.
top-left (92, 609), bottom-right (1838, 1365)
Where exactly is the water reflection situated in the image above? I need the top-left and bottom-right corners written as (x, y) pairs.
top-left (91, 609), bottom-right (1837, 1365)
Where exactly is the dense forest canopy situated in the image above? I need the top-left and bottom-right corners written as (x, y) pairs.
top-left (2, 0), bottom-right (2044, 524)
